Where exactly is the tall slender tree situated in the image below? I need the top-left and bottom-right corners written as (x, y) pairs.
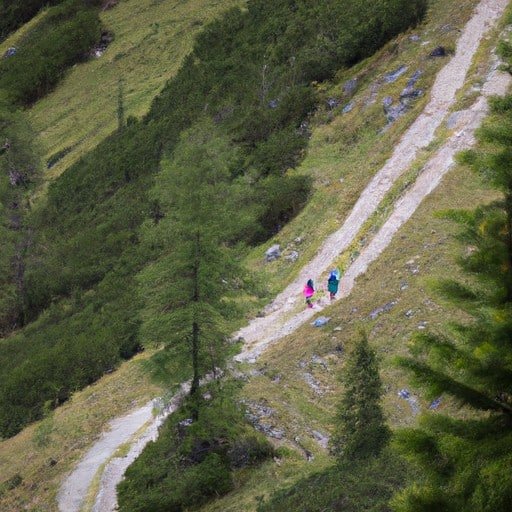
top-left (331, 331), bottom-right (390, 464)
top-left (138, 119), bottom-right (250, 416)
top-left (394, 95), bottom-right (512, 511)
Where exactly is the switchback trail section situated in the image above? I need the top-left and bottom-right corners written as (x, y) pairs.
top-left (57, 1), bottom-right (510, 510)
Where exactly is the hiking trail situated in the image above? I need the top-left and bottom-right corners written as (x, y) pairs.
top-left (57, 1), bottom-right (511, 510)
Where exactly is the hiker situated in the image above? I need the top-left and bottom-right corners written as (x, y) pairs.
top-left (303, 279), bottom-right (315, 308)
top-left (327, 268), bottom-right (340, 300)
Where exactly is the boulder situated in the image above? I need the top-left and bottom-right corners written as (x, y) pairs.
top-left (383, 65), bottom-right (408, 83)
top-left (265, 244), bottom-right (281, 262)
top-left (343, 78), bottom-right (358, 96)
top-left (430, 46), bottom-right (447, 57)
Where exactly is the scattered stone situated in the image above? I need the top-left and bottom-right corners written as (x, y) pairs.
top-left (285, 250), bottom-right (299, 263)
top-left (294, 236), bottom-right (304, 245)
top-left (178, 418), bottom-right (193, 428)
top-left (369, 300), bottom-right (397, 320)
top-left (383, 96), bottom-right (394, 109)
top-left (405, 309), bottom-right (415, 318)
top-left (3, 47), bottom-right (16, 58)
top-left (430, 46), bottom-right (447, 58)
top-left (271, 373), bottom-right (282, 383)
top-left (311, 354), bottom-right (328, 370)
top-left (298, 360), bottom-right (308, 369)
top-left (327, 97), bottom-right (340, 109)
top-left (302, 372), bottom-right (324, 395)
top-left (398, 388), bottom-right (420, 415)
top-left (400, 281), bottom-right (409, 291)
top-left (429, 397), bottom-right (442, 410)
top-left (48, 458), bottom-right (58, 467)
top-left (268, 99), bottom-right (279, 109)
top-left (417, 321), bottom-right (428, 330)
top-left (409, 34), bottom-right (420, 42)
top-left (333, 326), bottom-right (343, 331)
top-left (312, 316), bottom-right (330, 327)
top-left (343, 78), bottom-right (358, 96)
top-left (311, 430), bottom-right (330, 449)
top-left (342, 101), bottom-right (355, 113)
top-left (91, 31), bottom-right (114, 58)
top-left (351, 307), bottom-right (358, 314)
top-left (265, 244), bottom-right (281, 262)
top-left (384, 65), bottom-right (408, 83)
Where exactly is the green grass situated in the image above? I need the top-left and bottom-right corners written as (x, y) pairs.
top-left (0, 9), bottom-right (49, 56)
top-left (27, 0), bottom-right (244, 182)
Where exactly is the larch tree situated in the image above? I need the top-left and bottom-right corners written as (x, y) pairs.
top-left (138, 119), bottom-right (250, 417)
top-left (331, 331), bottom-right (390, 464)
top-left (393, 94), bottom-right (512, 512)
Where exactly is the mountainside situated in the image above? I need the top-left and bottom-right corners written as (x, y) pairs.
top-left (0, 0), bottom-right (511, 511)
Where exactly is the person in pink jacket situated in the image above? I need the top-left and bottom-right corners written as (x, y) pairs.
top-left (303, 279), bottom-right (315, 308)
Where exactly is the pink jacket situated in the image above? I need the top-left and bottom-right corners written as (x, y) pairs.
top-left (303, 284), bottom-right (315, 298)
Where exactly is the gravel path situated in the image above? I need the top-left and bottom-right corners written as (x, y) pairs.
top-left (57, 1), bottom-right (510, 510)
top-left (235, 0), bottom-right (510, 362)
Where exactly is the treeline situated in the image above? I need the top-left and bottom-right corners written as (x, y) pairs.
top-left (0, 0), bottom-right (427, 437)
top-left (0, 0), bottom-right (102, 105)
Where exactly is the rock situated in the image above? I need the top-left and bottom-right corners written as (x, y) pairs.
top-left (312, 316), bottom-right (330, 327)
top-left (342, 101), bottom-right (355, 113)
top-left (400, 281), bottom-right (409, 291)
top-left (417, 321), bottom-right (428, 330)
top-left (327, 97), bottom-right (340, 109)
top-left (3, 47), bottom-right (16, 58)
top-left (302, 372), bottom-right (324, 395)
top-left (285, 250), bottom-right (299, 263)
top-left (343, 78), bottom-right (358, 96)
top-left (333, 326), bottom-right (343, 331)
top-left (294, 236), bottom-right (304, 245)
top-left (311, 354), bottom-right (328, 370)
top-left (48, 458), bottom-right (58, 467)
top-left (430, 46), bottom-right (447, 57)
top-left (405, 309), bottom-right (415, 318)
top-left (334, 344), bottom-right (344, 355)
top-left (369, 300), bottom-right (397, 320)
top-left (265, 244), bottom-right (281, 262)
top-left (409, 34), bottom-right (420, 42)
top-left (397, 388), bottom-right (420, 415)
top-left (268, 99), bottom-right (279, 109)
top-left (311, 430), bottom-right (330, 449)
top-left (382, 96), bottom-right (394, 109)
top-left (383, 65), bottom-right (408, 83)
top-left (429, 397), bottom-right (442, 410)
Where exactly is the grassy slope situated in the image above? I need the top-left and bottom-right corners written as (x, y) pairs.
top-left (0, 351), bottom-right (163, 512)
top-left (27, 0), bottom-right (244, 182)
top-left (0, 0), bottom-right (507, 510)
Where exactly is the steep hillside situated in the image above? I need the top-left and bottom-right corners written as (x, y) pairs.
top-left (28, 0), bottom-right (244, 180)
top-left (0, 0), bottom-right (510, 510)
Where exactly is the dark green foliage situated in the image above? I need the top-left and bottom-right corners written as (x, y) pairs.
top-left (117, 383), bottom-right (274, 512)
top-left (0, 0), bottom-right (102, 105)
top-left (394, 91), bottom-right (512, 510)
top-left (331, 332), bottom-right (390, 463)
top-left (0, 101), bottom-right (41, 335)
top-left (0, 0), bottom-right (63, 40)
top-left (258, 448), bottom-right (412, 512)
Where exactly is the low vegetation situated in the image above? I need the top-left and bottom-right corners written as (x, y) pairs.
top-left (0, 0), bottom-right (103, 105)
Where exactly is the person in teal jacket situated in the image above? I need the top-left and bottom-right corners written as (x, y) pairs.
top-left (327, 268), bottom-right (340, 300)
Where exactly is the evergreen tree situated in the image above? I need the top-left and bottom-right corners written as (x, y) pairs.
top-left (393, 96), bottom-right (512, 511)
top-left (138, 119), bottom-right (251, 415)
top-left (331, 332), bottom-right (390, 463)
